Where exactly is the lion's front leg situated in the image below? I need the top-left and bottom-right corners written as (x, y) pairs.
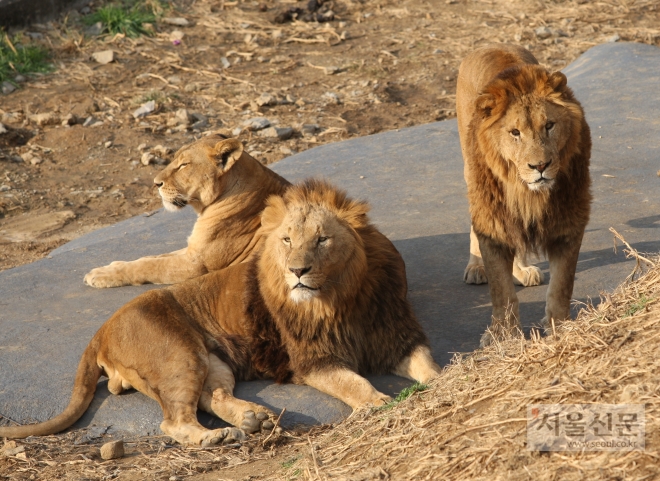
top-left (303, 368), bottom-right (392, 409)
top-left (512, 253), bottom-right (544, 287)
top-left (394, 345), bottom-right (441, 383)
top-left (84, 248), bottom-right (206, 288)
top-left (464, 226), bottom-right (488, 284)
top-left (542, 235), bottom-right (583, 334)
top-left (477, 233), bottom-right (520, 347)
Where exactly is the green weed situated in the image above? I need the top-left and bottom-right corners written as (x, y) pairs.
top-left (84, 1), bottom-right (160, 37)
top-left (281, 456), bottom-right (301, 469)
top-left (376, 382), bottom-right (429, 411)
top-left (624, 295), bottom-right (654, 317)
top-left (0, 34), bottom-right (52, 83)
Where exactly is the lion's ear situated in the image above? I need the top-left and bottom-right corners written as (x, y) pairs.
top-left (476, 93), bottom-right (496, 118)
top-left (261, 195), bottom-right (287, 232)
top-left (212, 138), bottom-right (243, 171)
top-left (548, 71), bottom-right (567, 92)
top-left (338, 200), bottom-right (370, 229)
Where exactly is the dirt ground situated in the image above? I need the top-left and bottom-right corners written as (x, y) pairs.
top-left (2, 0), bottom-right (660, 272)
top-left (1, 0), bottom-right (660, 479)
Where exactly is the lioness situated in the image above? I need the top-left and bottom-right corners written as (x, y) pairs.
top-left (456, 44), bottom-right (591, 346)
top-left (0, 180), bottom-right (441, 445)
top-left (84, 133), bottom-right (290, 288)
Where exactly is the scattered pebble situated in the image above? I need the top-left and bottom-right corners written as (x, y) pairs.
top-left (2, 81), bottom-right (17, 95)
top-left (92, 50), bottom-right (115, 65)
top-left (83, 116), bottom-right (98, 127)
top-left (607, 34), bottom-right (620, 43)
top-left (163, 17), bottom-right (190, 27)
top-left (133, 100), bottom-right (156, 119)
top-left (0, 123), bottom-right (6, 135)
top-left (301, 124), bottom-right (319, 135)
top-left (256, 92), bottom-right (278, 107)
top-left (104, 141), bottom-right (113, 148)
top-left (170, 30), bottom-right (185, 42)
top-left (13, 75), bottom-right (26, 83)
top-left (260, 126), bottom-right (294, 141)
top-left (279, 145), bottom-right (297, 156)
top-left (191, 113), bottom-right (209, 131)
top-left (85, 21), bottom-right (103, 36)
top-left (534, 26), bottom-right (552, 39)
top-left (137, 143), bottom-right (148, 151)
top-left (20, 152), bottom-right (43, 165)
top-left (152, 145), bottom-right (173, 156)
top-left (61, 113), bottom-right (77, 126)
top-left (100, 440), bottom-right (124, 460)
top-left (242, 117), bottom-right (271, 131)
top-left (322, 92), bottom-right (341, 105)
top-left (30, 112), bottom-right (60, 127)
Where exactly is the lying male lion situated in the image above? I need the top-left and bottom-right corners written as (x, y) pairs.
top-left (1, 180), bottom-right (441, 445)
top-left (84, 133), bottom-right (290, 287)
top-left (456, 44), bottom-right (591, 346)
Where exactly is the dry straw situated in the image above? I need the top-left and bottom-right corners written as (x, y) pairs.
top-left (287, 230), bottom-right (660, 480)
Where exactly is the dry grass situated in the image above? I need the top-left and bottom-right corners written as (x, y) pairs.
top-left (287, 233), bottom-right (660, 480)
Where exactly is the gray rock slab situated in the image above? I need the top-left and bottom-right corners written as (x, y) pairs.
top-left (1, 42), bottom-right (660, 437)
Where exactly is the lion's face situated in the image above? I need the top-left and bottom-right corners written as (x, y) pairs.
top-left (476, 67), bottom-right (582, 192)
top-left (260, 181), bottom-right (369, 304)
top-left (495, 99), bottom-right (574, 191)
top-left (153, 135), bottom-right (243, 212)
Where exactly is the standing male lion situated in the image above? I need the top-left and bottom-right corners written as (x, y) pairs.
top-left (456, 44), bottom-right (591, 346)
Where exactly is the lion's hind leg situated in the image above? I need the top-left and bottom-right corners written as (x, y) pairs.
top-left (464, 226), bottom-right (488, 284)
top-left (198, 354), bottom-right (280, 435)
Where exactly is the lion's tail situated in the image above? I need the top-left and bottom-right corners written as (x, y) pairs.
top-left (0, 336), bottom-right (102, 438)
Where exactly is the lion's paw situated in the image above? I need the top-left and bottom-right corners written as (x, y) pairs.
top-left (370, 394), bottom-right (393, 407)
top-left (464, 264), bottom-right (488, 284)
top-left (200, 427), bottom-right (247, 447)
top-left (513, 264), bottom-right (544, 287)
top-left (84, 265), bottom-right (127, 288)
top-left (239, 410), bottom-right (281, 435)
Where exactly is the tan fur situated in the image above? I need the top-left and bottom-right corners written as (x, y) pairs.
top-left (0, 180), bottom-right (440, 445)
top-left (456, 45), bottom-right (591, 346)
top-left (84, 133), bottom-right (290, 288)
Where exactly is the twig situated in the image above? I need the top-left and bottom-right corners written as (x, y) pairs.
top-left (261, 408), bottom-right (285, 446)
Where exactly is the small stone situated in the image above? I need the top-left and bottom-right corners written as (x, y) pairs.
top-left (606, 34), bottom-right (620, 43)
top-left (152, 145), bottom-right (172, 156)
top-left (30, 155), bottom-right (43, 165)
top-left (220, 57), bottom-right (231, 69)
top-left (61, 113), bottom-right (77, 126)
top-left (174, 108), bottom-right (191, 125)
top-left (104, 141), bottom-right (113, 148)
top-left (137, 143), bottom-right (148, 151)
top-left (301, 124), bottom-right (319, 135)
top-left (0, 185), bottom-right (10, 192)
top-left (100, 440), bottom-right (124, 460)
top-left (260, 126), bottom-right (293, 141)
top-left (163, 17), bottom-right (190, 26)
top-left (0, 123), bottom-right (6, 134)
top-left (191, 113), bottom-right (209, 130)
top-left (85, 21), bottom-right (103, 36)
top-left (534, 26), bottom-right (552, 39)
top-left (92, 50), bottom-right (115, 64)
top-left (321, 66), bottom-right (340, 75)
top-left (242, 117), bottom-right (271, 131)
top-left (133, 100), bottom-right (156, 119)
top-left (322, 92), bottom-right (341, 104)
top-left (167, 75), bottom-right (182, 85)
top-left (83, 116), bottom-right (97, 127)
top-left (432, 48), bottom-right (444, 54)
top-left (256, 92), bottom-right (278, 107)
top-left (141, 152), bottom-right (155, 165)
top-left (317, 9), bottom-right (334, 22)
top-left (232, 127), bottom-right (243, 137)
top-left (184, 83), bottom-right (200, 93)
top-left (29, 112), bottom-right (59, 127)
top-left (2, 81), bottom-right (17, 95)
top-left (13, 75), bottom-right (26, 83)
top-left (169, 30), bottom-right (185, 42)
top-left (279, 145), bottom-right (296, 156)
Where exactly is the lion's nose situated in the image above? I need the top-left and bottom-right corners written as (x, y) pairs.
top-left (528, 160), bottom-right (551, 173)
top-left (289, 267), bottom-right (311, 278)
top-left (154, 179), bottom-right (164, 187)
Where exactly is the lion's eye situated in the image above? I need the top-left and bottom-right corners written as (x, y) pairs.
top-left (510, 129), bottom-right (521, 137)
top-left (282, 237), bottom-right (291, 245)
top-left (545, 121), bottom-right (555, 131)
top-left (318, 236), bottom-right (329, 244)
top-left (177, 163), bottom-right (189, 171)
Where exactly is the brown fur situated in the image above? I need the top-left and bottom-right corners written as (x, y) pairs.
top-left (0, 180), bottom-right (440, 445)
top-left (456, 45), bottom-right (591, 346)
top-left (84, 133), bottom-right (290, 288)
